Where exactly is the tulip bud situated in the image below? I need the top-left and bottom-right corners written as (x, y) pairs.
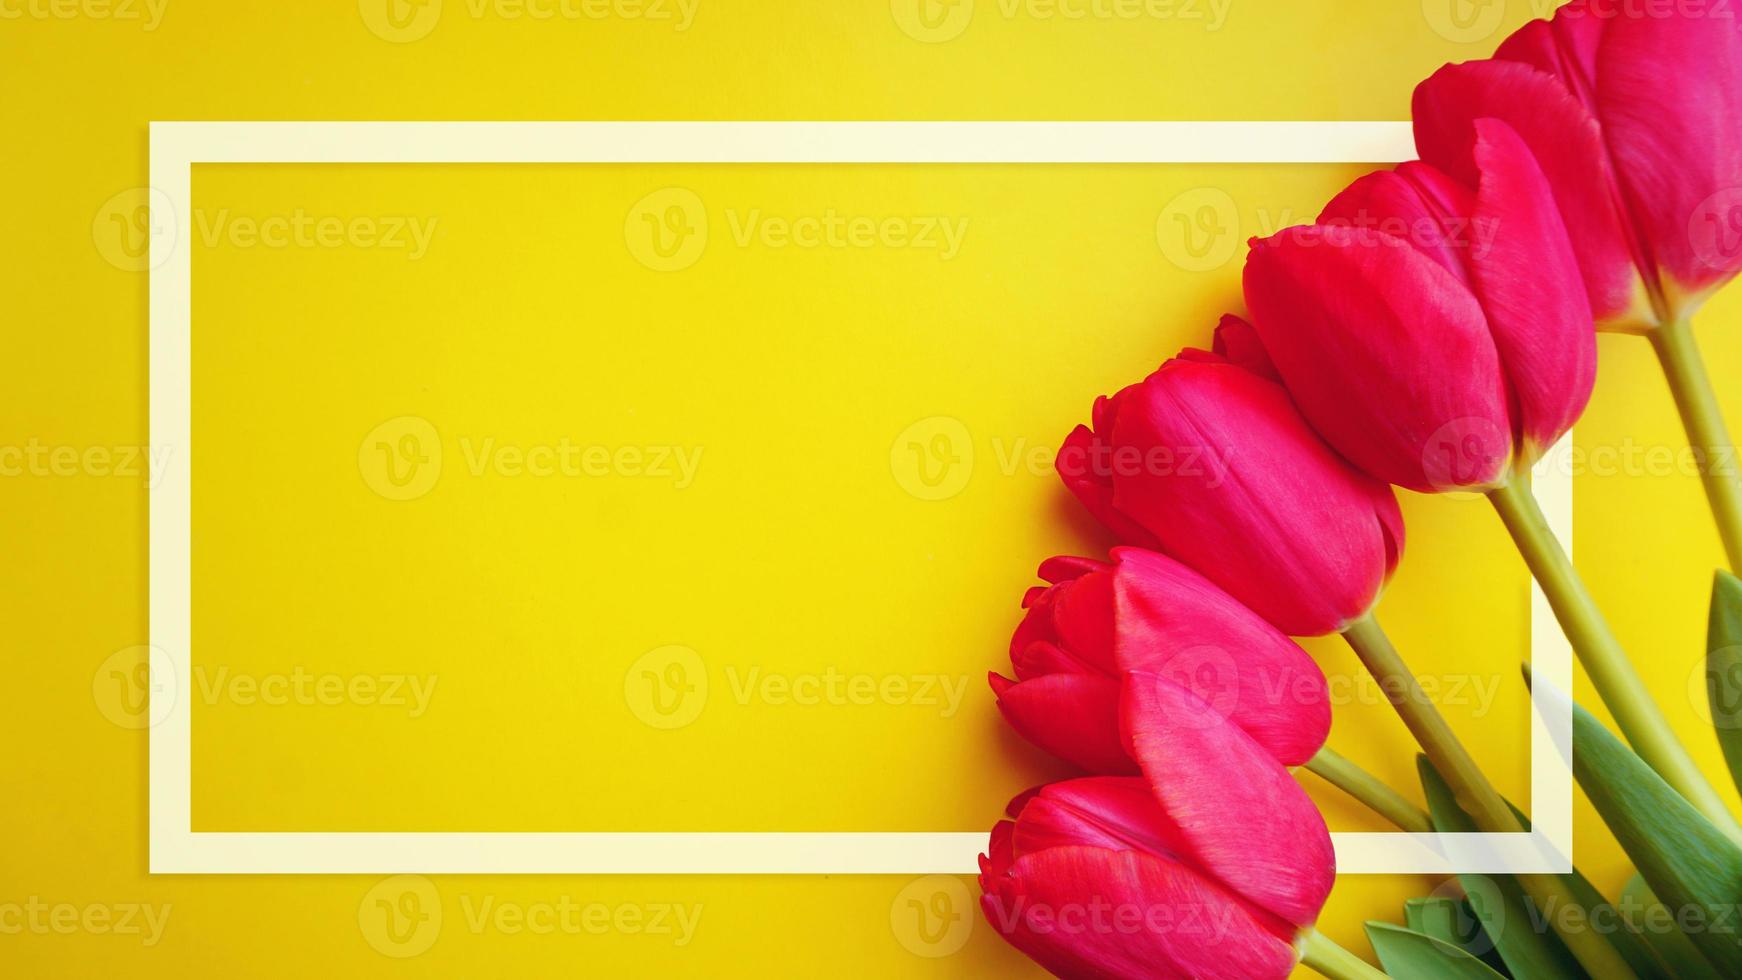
top-left (1414, 2), bottom-right (1742, 329)
top-left (993, 549), bottom-right (1330, 772)
top-left (1056, 353), bottom-right (1403, 636)
top-left (1243, 118), bottom-right (1595, 493)
top-left (980, 681), bottom-right (1335, 979)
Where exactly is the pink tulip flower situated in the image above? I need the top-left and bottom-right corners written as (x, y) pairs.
top-left (1056, 352), bottom-right (1403, 636)
top-left (980, 682), bottom-right (1335, 978)
top-left (1414, 1), bottom-right (1742, 331)
top-left (1243, 118), bottom-right (1595, 494)
top-left (992, 549), bottom-right (1330, 772)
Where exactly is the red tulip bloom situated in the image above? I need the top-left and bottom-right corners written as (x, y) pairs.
top-left (1243, 118), bottom-right (1595, 494)
top-left (1056, 353), bottom-right (1403, 636)
top-left (980, 683), bottom-right (1335, 978)
top-left (992, 549), bottom-right (1330, 772)
top-left (1414, 1), bottom-right (1742, 331)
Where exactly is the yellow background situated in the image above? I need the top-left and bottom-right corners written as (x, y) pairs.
top-left (7, 0), bottom-right (1742, 976)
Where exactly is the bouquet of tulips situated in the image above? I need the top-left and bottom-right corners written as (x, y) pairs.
top-left (979, 5), bottom-right (1742, 978)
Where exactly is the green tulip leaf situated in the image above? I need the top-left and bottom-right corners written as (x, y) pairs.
top-left (1416, 758), bottom-right (1585, 979)
top-left (1365, 922), bottom-right (1508, 979)
top-left (1619, 873), bottom-right (1722, 980)
top-left (1707, 571), bottom-right (1742, 801)
top-left (1570, 699), bottom-right (1742, 974)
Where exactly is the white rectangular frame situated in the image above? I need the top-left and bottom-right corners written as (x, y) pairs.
top-left (149, 121), bottom-right (1575, 875)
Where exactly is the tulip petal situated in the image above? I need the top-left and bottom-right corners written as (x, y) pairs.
top-left (1210, 314), bottom-right (1279, 381)
top-left (1318, 166), bottom-right (1475, 283)
top-left (994, 672), bottom-right (1136, 775)
top-left (1011, 586), bottom-right (1063, 665)
top-left (980, 845), bottom-right (1300, 980)
top-left (1109, 549), bottom-right (1329, 766)
top-left (1005, 786), bottom-right (1046, 821)
top-left (1051, 565), bottom-right (1118, 670)
top-left (1039, 555), bottom-right (1105, 585)
top-left (1010, 777), bottom-right (1184, 861)
top-left (1105, 359), bottom-right (1402, 635)
top-left (1375, 490), bottom-right (1405, 581)
top-left (1244, 224), bottom-right (1513, 493)
top-left (1057, 423), bottom-right (1162, 550)
top-left (1121, 672), bottom-right (1335, 928)
top-left (1013, 640), bottom-right (1104, 681)
top-left (1466, 117), bottom-right (1596, 460)
top-left (1174, 347), bottom-right (1223, 368)
top-left (1011, 561), bottom-right (1119, 677)
top-left (1596, 12), bottom-right (1742, 308)
top-left (981, 818), bottom-right (1016, 883)
top-left (1414, 58), bottom-right (1654, 329)
top-left (1494, 2), bottom-right (1603, 89)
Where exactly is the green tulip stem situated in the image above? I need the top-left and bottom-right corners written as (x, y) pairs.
top-left (1341, 613), bottom-right (1639, 980)
top-left (1488, 477), bottom-right (1742, 844)
top-left (1342, 615), bottom-right (1521, 832)
top-left (1651, 315), bottom-right (1742, 571)
top-left (1303, 747), bottom-right (1433, 835)
top-left (1301, 929), bottom-right (1389, 980)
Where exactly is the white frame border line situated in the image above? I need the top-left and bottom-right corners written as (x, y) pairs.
top-left (148, 121), bottom-right (1574, 875)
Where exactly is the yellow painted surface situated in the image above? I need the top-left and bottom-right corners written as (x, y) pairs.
top-left (6, 1), bottom-right (1741, 976)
